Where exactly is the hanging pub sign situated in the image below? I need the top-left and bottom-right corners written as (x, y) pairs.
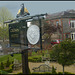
top-left (6, 13), bottom-right (47, 48)
top-left (9, 22), bottom-right (20, 47)
top-left (9, 21), bottom-right (27, 47)
top-left (27, 25), bottom-right (40, 45)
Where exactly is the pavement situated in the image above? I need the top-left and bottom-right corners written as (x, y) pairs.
top-left (12, 62), bottom-right (75, 74)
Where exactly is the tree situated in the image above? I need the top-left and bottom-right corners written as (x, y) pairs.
top-left (51, 39), bottom-right (75, 75)
top-left (43, 20), bottom-right (61, 44)
top-left (52, 66), bottom-right (57, 74)
top-left (0, 7), bottom-right (14, 42)
top-left (0, 62), bottom-right (4, 70)
top-left (0, 26), bottom-right (9, 40)
top-left (6, 57), bottom-right (11, 67)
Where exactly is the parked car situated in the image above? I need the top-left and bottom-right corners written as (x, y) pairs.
top-left (51, 39), bottom-right (62, 45)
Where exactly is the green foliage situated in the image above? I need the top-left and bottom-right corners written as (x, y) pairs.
top-left (51, 39), bottom-right (75, 74)
top-left (28, 56), bottom-right (42, 62)
top-left (0, 7), bottom-right (14, 41)
top-left (43, 20), bottom-right (60, 44)
top-left (3, 68), bottom-right (12, 73)
top-left (37, 57), bottom-right (42, 62)
top-left (51, 39), bottom-right (75, 66)
top-left (50, 50), bottom-right (56, 60)
top-left (17, 72), bottom-right (23, 74)
top-left (31, 72), bottom-right (52, 74)
top-left (31, 52), bottom-right (36, 56)
top-left (9, 64), bottom-right (14, 69)
top-left (42, 52), bottom-right (44, 56)
top-left (28, 58), bottom-right (36, 62)
top-left (52, 66), bottom-right (57, 74)
top-left (64, 72), bottom-right (74, 74)
top-left (57, 72), bottom-right (74, 74)
top-left (0, 70), bottom-right (8, 74)
top-left (6, 57), bottom-right (11, 67)
top-left (13, 72), bottom-right (75, 75)
top-left (0, 61), bottom-right (13, 73)
top-left (0, 53), bottom-right (42, 63)
top-left (0, 62), bottom-right (4, 70)
top-left (28, 66), bottom-right (31, 74)
top-left (0, 54), bottom-right (21, 63)
top-left (0, 26), bottom-right (9, 40)
top-left (3, 64), bottom-right (13, 73)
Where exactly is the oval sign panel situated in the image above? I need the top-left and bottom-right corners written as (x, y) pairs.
top-left (27, 25), bottom-right (40, 45)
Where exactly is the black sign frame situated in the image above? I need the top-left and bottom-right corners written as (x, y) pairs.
top-left (9, 21), bottom-right (27, 47)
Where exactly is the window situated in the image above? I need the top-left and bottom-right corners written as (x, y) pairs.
top-left (71, 33), bottom-right (75, 40)
top-left (74, 34), bottom-right (75, 40)
top-left (72, 22), bottom-right (74, 28)
top-left (71, 34), bottom-right (73, 40)
top-left (70, 20), bottom-right (75, 28)
top-left (66, 34), bottom-right (68, 38)
top-left (59, 19), bottom-right (61, 25)
top-left (56, 21), bottom-right (59, 26)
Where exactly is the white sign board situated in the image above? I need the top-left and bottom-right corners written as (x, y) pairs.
top-left (27, 25), bottom-right (40, 45)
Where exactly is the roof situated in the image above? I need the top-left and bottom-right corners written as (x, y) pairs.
top-left (48, 9), bottom-right (75, 19)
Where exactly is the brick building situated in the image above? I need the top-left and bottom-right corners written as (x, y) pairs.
top-left (47, 9), bottom-right (75, 40)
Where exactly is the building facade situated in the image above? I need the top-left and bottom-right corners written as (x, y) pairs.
top-left (47, 9), bottom-right (75, 40)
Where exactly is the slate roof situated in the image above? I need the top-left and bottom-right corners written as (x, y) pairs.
top-left (48, 9), bottom-right (75, 19)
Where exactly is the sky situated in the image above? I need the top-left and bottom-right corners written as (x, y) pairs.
top-left (0, 1), bottom-right (75, 18)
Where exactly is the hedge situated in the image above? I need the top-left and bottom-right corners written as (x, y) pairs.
top-left (57, 72), bottom-right (74, 74)
top-left (28, 57), bottom-right (42, 62)
top-left (17, 72), bottom-right (75, 75)
top-left (3, 64), bottom-right (14, 73)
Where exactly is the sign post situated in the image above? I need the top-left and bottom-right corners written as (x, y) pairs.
top-left (20, 21), bottom-right (29, 74)
top-left (4, 3), bottom-right (47, 74)
top-left (39, 18), bottom-right (42, 50)
top-left (22, 49), bottom-right (29, 74)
